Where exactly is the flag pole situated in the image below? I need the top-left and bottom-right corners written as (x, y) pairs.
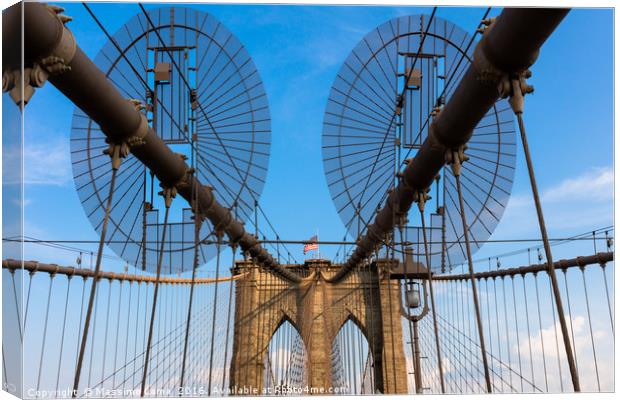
top-left (317, 228), bottom-right (320, 260)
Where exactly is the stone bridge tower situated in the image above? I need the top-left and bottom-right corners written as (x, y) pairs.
top-left (229, 259), bottom-right (408, 394)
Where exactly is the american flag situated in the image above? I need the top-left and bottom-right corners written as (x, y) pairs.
top-left (303, 235), bottom-right (318, 254)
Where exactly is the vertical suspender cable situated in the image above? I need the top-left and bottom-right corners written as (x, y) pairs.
top-left (121, 281), bottom-right (133, 390)
top-left (9, 272), bottom-right (22, 342)
top-left (521, 276), bottom-right (536, 391)
top-left (600, 264), bottom-right (614, 334)
top-left (501, 277), bottom-right (513, 391)
top-left (111, 279), bottom-right (125, 390)
top-left (452, 167), bottom-right (492, 392)
top-left (56, 276), bottom-right (73, 392)
top-left (207, 234), bottom-right (223, 395)
top-left (510, 79), bottom-right (580, 391)
top-left (548, 276), bottom-right (564, 391)
top-left (510, 277), bottom-right (524, 392)
top-left (419, 204), bottom-right (446, 392)
top-left (179, 216), bottom-right (202, 392)
top-left (533, 275), bottom-right (548, 391)
top-left (141, 197), bottom-right (172, 397)
top-left (100, 279), bottom-right (113, 388)
top-left (87, 287), bottom-right (100, 387)
top-left (492, 278), bottom-right (504, 391)
top-left (221, 245), bottom-right (237, 390)
top-left (580, 267), bottom-right (601, 391)
top-left (36, 275), bottom-right (55, 391)
top-left (398, 242), bottom-right (420, 394)
top-left (561, 270), bottom-right (579, 377)
top-left (73, 145), bottom-right (122, 397)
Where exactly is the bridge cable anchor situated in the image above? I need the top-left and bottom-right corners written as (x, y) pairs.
top-left (158, 185), bottom-right (178, 209)
top-left (102, 141), bottom-right (129, 171)
top-left (413, 188), bottom-right (432, 213)
top-left (500, 70), bottom-right (534, 115)
top-left (444, 144), bottom-right (469, 177)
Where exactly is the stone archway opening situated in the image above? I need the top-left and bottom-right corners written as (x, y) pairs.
top-left (264, 318), bottom-right (308, 395)
top-left (331, 317), bottom-right (375, 394)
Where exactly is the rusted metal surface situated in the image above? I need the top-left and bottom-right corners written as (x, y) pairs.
top-left (331, 8), bottom-right (569, 283)
top-left (2, 259), bottom-right (248, 284)
top-left (6, 3), bottom-right (301, 283)
top-left (432, 252), bottom-right (613, 281)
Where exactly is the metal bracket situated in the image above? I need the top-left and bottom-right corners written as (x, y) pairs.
top-left (413, 188), bottom-right (432, 213)
top-left (102, 141), bottom-right (129, 170)
top-left (444, 145), bottom-right (469, 177)
top-left (126, 100), bottom-right (149, 147)
top-left (158, 185), bottom-right (178, 209)
top-left (500, 71), bottom-right (535, 114)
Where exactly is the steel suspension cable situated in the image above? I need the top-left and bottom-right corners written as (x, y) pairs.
top-left (546, 276), bottom-right (564, 391)
top-left (519, 276), bottom-right (535, 391)
top-left (100, 279), bottom-right (113, 389)
top-left (140, 196), bottom-right (172, 397)
top-left (452, 169), bottom-right (492, 392)
top-left (87, 256), bottom-right (100, 387)
top-left (179, 215), bottom-right (202, 392)
top-left (492, 278), bottom-right (504, 391)
top-left (483, 279), bottom-right (496, 390)
top-left (561, 269), bottom-right (579, 379)
top-left (399, 8), bottom-right (492, 169)
top-left (356, 8), bottom-right (437, 206)
top-left (533, 275), bottom-right (549, 391)
top-left (9, 271), bottom-right (22, 342)
top-left (220, 214), bottom-right (238, 390)
top-left (55, 276), bottom-right (73, 393)
top-left (130, 282), bottom-right (142, 390)
top-left (580, 266), bottom-right (601, 391)
top-left (73, 147), bottom-right (122, 397)
top-left (22, 270), bottom-right (34, 335)
top-left (207, 235), bottom-right (223, 395)
top-left (120, 281), bottom-right (134, 390)
top-left (361, 8), bottom-right (492, 229)
top-left (510, 79), bottom-right (580, 391)
top-left (600, 264), bottom-right (614, 334)
top-left (418, 204), bottom-right (445, 392)
top-left (36, 275), bottom-right (55, 391)
top-left (509, 277), bottom-right (524, 391)
top-left (393, 224), bottom-right (418, 391)
top-left (500, 278), bottom-right (513, 391)
top-left (137, 4), bottom-right (295, 276)
top-left (433, 314), bottom-right (535, 392)
top-left (111, 279), bottom-right (125, 391)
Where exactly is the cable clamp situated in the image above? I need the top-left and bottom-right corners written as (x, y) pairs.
top-left (126, 100), bottom-right (149, 147)
top-left (444, 145), bottom-right (469, 176)
top-left (102, 141), bottom-right (130, 170)
top-left (499, 71), bottom-right (534, 114)
top-left (158, 185), bottom-right (177, 209)
top-left (413, 188), bottom-right (432, 213)
top-left (476, 17), bottom-right (495, 35)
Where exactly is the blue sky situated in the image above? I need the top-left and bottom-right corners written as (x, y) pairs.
top-left (1, 3), bottom-right (614, 394)
top-left (3, 4), bottom-right (613, 273)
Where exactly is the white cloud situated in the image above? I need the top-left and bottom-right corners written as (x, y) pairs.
top-left (493, 167), bottom-right (613, 237)
top-left (23, 137), bottom-right (72, 186)
top-left (3, 121), bottom-right (73, 186)
top-left (509, 166), bottom-right (613, 208)
top-left (2, 144), bottom-right (22, 185)
top-left (514, 314), bottom-right (613, 392)
top-left (542, 167), bottom-right (613, 203)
